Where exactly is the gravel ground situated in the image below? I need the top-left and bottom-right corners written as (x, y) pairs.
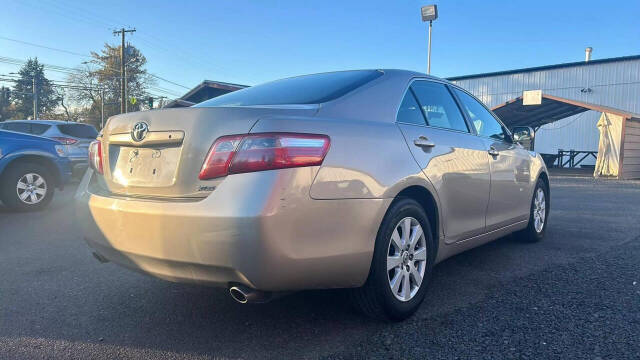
top-left (1, 176), bottom-right (639, 359)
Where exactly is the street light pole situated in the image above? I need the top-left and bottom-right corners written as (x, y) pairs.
top-left (421, 5), bottom-right (438, 75)
top-left (427, 20), bottom-right (432, 75)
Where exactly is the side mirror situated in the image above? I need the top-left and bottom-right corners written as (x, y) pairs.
top-left (512, 126), bottom-right (535, 151)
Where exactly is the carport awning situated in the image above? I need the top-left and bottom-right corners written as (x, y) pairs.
top-left (491, 93), bottom-right (640, 128)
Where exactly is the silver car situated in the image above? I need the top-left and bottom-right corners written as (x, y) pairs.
top-left (0, 120), bottom-right (98, 176)
top-left (76, 70), bottom-right (549, 321)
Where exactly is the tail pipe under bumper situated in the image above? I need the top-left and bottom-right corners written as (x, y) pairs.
top-left (228, 284), bottom-right (286, 304)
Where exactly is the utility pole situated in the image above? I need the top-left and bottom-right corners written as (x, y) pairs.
top-left (113, 27), bottom-right (136, 114)
top-left (100, 88), bottom-right (105, 129)
top-left (32, 78), bottom-right (38, 120)
top-left (124, 55), bottom-right (128, 113)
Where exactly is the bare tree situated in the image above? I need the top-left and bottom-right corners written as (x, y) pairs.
top-left (67, 43), bottom-right (154, 128)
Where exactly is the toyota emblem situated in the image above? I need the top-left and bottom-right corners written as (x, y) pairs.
top-left (131, 122), bottom-right (149, 142)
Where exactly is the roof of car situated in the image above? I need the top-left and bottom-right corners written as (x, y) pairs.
top-left (3, 120), bottom-right (89, 125)
top-left (263, 69), bottom-right (445, 83)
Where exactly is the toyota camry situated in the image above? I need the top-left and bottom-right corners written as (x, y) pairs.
top-left (75, 70), bottom-right (549, 321)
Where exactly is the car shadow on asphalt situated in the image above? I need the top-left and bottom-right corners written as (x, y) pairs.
top-left (44, 234), bottom-right (532, 358)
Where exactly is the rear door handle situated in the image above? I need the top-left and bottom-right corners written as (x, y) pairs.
top-left (413, 136), bottom-right (435, 148)
top-left (488, 147), bottom-right (499, 156)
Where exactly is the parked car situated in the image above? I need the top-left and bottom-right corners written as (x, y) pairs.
top-left (75, 70), bottom-right (549, 321)
top-left (0, 129), bottom-right (72, 211)
top-left (0, 120), bottom-right (98, 177)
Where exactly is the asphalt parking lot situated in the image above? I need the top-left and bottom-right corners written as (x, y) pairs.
top-left (1, 176), bottom-right (640, 359)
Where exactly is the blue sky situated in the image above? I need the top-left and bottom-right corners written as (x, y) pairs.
top-left (1, 0), bottom-right (639, 99)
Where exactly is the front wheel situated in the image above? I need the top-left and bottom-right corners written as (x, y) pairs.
top-left (516, 179), bottom-right (549, 242)
top-left (350, 198), bottom-right (436, 321)
top-left (0, 163), bottom-right (54, 211)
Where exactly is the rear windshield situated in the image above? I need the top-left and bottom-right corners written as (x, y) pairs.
top-left (57, 124), bottom-right (98, 139)
top-left (196, 70), bottom-right (383, 107)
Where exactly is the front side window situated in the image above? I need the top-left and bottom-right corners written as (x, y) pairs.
top-left (453, 88), bottom-right (508, 141)
top-left (196, 70), bottom-right (383, 107)
top-left (410, 81), bottom-right (469, 132)
top-left (396, 90), bottom-right (426, 125)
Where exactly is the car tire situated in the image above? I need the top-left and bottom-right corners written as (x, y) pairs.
top-left (350, 198), bottom-right (436, 321)
top-left (516, 178), bottom-right (549, 243)
top-left (0, 163), bottom-right (55, 211)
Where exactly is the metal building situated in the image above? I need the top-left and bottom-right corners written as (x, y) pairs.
top-left (448, 53), bottom-right (640, 166)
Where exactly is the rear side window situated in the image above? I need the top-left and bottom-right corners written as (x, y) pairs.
top-left (30, 123), bottom-right (51, 135)
top-left (396, 90), bottom-right (426, 125)
top-left (196, 70), bottom-right (383, 107)
top-left (57, 124), bottom-right (98, 139)
top-left (410, 81), bottom-right (469, 132)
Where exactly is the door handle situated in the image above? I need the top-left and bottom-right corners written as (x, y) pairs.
top-left (488, 146), bottom-right (499, 157)
top-left (413, 136), bottom-right (435, 148)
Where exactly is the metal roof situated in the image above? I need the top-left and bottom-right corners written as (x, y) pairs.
top-left (179, 80), bottom-right (247, 102)
top-left (492, 93), bottom-right (640, 129)
top-left (447, 55), bottom-right (640, 81)
top-left (162, 80), bottom-right (248, 108)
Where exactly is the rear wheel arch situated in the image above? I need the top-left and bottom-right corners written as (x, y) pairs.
top-left (537, 171), bottom-right (550, 205)
top-left (2, 155), bottom-right (61, 188)
top-left (394, 185), bottom-right (439, 255)
top-left (538, 171), bottom-right (549, 189)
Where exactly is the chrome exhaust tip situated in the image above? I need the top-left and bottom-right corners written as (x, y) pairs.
top-left (229, 284), bottom-right (276, 304)
top-left (229, 286), bottom-right (249, 304)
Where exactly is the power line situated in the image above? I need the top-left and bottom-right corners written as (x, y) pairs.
top-left (0, 58), bottom-right (184, 97)
top-left (33, 0), bottom-right (221, 76)
top-left (0, 36), bottom-right (91, 58)
top-left (148, 73), bottom-right (189, 89)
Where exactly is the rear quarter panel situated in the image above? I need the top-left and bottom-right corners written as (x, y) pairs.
top-left (251, 116), bottom-right (432, 200)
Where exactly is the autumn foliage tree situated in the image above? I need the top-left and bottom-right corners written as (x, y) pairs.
top-left (68, 43), bottom-right (153, 128)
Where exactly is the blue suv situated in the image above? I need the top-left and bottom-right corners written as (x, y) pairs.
top-left (0, 129), bottom-right (72, 211)
top-left (0, 120), bottom-right (98, 177)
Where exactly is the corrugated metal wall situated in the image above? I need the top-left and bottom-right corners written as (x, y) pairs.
top-left (451, 58), bottom-right (640, 164)
top-left (622, 119), bottom-right (640, 179)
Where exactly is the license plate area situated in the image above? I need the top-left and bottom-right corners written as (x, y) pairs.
top-left (111, 145), bottom-right (182, 187)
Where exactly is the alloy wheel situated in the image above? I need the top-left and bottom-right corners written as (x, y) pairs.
top-left (16, 173), bottom-right (47, 205)
top-left (387, 217), bottom-right (427, 302)
top-left (533, 188), bottom-right (546, 233)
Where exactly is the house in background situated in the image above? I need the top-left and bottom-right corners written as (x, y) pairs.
top-left (163, 80), bottom-right (247, 108)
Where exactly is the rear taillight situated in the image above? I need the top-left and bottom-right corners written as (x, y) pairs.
top-left (88, 140), bottom-right (103, 174)
top-left (51, 137), bottom-right (78, 145)
top-left (198, 133), bottom-right (330, 180)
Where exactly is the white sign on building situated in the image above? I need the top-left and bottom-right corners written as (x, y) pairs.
top-left (523, 90), bottom-right (542, 105)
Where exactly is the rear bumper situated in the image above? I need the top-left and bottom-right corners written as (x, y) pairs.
top-left (75, 168), bottom-right (390, 291)
top-left (54, 158), bottom-right (72, 189)
top-left (69, 159), bottom-right (88, 178)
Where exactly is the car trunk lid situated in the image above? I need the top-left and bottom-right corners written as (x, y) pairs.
top-left (99, 106), bottom-right (316, 198)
